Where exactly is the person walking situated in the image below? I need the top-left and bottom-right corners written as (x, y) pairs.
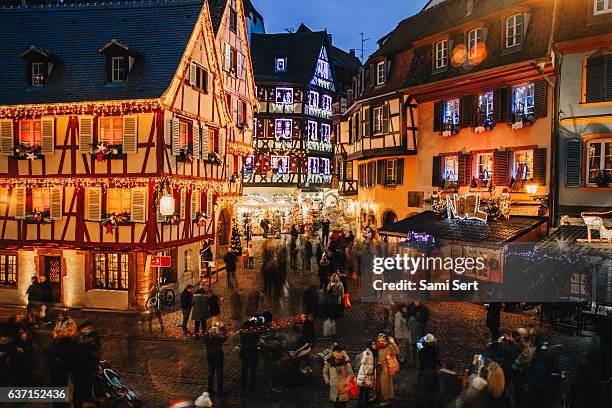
top-left (191, 289), bottom-right (209, 337)
top-left (376, 334), bottom-right (400, 406)
top-left (289, 237), bottom-right (298, 270)
top-left (204, 324), bottom-right (227, 397)
top-left (356, 341), bottom-right (376, 407)
top-left (394, 304), bottom-right (411, 364)
top-left (418, 334), bottom-right (440, 377)
top-left (321, 218), bottom-right (331, 247)
top-left (303, 236), bottom-right (313, 273)
top-left (201, 240), bottom-right (213, 277)
top-left (239, 318), bottom-right (261, 391)
top-left (180, 285), bottom-right (195, 335)
top-left (224, 251), bottom-right (237, 289)
top-left (318, 255), bottom-right (331, 290)
top-left (26, 276), bottom-right (41, 324)
top-left (207, 289), bottom-right (221, 327)
top-left (408, 311), bottom-right (424, 366)
top-left (322, 345), bottom-right (354, 408)
top-left (486, 302), bottom-right (502, 343)
top-left (38, 275), bottom-right (53, 322)
top-left (326, 273), bottom-right (345, 318)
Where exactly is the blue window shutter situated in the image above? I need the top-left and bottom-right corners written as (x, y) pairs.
top-left (565, 139), bottom-right (581, 188)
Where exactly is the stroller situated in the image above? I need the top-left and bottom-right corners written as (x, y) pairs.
top-left (94, 360), bottom-right (141, 407)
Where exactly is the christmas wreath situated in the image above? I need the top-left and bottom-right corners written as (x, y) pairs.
top-left (14, 143), bottom-right (42, 160)
top-left (25, 209), bottom-right (51, 224)
top-left (101, 212), bottom-right (130, 234)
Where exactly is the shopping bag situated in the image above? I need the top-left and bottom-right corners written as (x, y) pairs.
top-left (386, 353), bottom-right (400, 377)
top-left (349, 375), bottom-right (360, 398)
top-left (342, 292), bottom-right (352, 309)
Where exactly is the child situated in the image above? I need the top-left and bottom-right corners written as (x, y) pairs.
top-left (242, 247), bottom-right (249, 269)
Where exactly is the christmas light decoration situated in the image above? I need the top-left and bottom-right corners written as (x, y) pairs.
top-left (0, 99), bottom-right (161, 119)
top-left (227, 141), bottom-right (254, 157)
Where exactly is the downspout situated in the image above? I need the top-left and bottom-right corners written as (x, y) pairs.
top-left (548, 0), bottom-right (560, 228)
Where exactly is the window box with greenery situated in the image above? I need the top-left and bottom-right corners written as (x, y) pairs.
top-left (101, 212), bottom-right (131, 234)
top-left (91, 142), bottom-right (124, 161)
top-left (162, 213), bottom-right (181, 225)
top-left (193, 210), bottom-right (208, 227)
top-left (25, 209), bottom-right (52, 224)
top-left (14, 142), bottom-right (43, 160)
top-left (15, 118), bottom-right (55, 159)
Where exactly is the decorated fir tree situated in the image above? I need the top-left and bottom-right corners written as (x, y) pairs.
top-left (229, 222), bottom-right (242, 255)
top-left (324, 204), bottom-right (350, 234)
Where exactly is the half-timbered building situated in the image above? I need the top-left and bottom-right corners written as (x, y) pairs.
top-left (246, 25), bottom-right (355, 197)
top-left (0, 0), bottom-right (232, 310)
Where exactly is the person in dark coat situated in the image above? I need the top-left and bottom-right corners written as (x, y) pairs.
top-left (191, 289), bottom-right (209, 337)
top-left (38, 276), bottom-right (53, 322)
top-left (201, 240), bottom-right (213, 277)
top-left (303, 236), bottom-right (313, 272)
top-left (70, 321), bottom-right (101, 408)
top-left (224, 251), bottom-right (237, 289)
top-left (486, 302), bottom-right (502, 342)
top-left (321, 218), bottom-right (330, 246)
top-left (315, 239), bottom-right (324, 262)
top-left (418, 334), bottom-right (440, 376)
top-left (301, 313), bottom-right (316, 344)
top-left (180, 285), bottom-right (195, 335)
top-left (26, 276), bottom-right (41, 323)
top-left (207, 289), bottom-right (221, 326)
top-left (290, 224), bottom-right (299, 241)
top-left (239, 318), bottom-right (262, 390)
top-left (409, 301), bottom-right (430, 332)
top-left (289, 238), bottom-right (298, 270)
top-left (318, 256), bottom-right (331, 290)
top-left (204, 324), bottom-right (227, 396)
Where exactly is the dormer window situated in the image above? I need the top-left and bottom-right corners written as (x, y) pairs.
top-left (467, 28), bottom-right (484, 61)
top-left (20, 46), bottom-right (60, 88)
top-left (229, 8), bottom-right (238, 33)
top-left (505, 14), bottom-right (524, 48)
top-left (31, 62), bottom-right (45, 87)
top-left (275, 57), bottom-right (287, 72)
top-left (376, 61), bottom-right (386, 85)
top-left (594, 0), bottom-right (612, 15)
top-left (434, 40), bottom-right (448, 70)
top-left (111, 56), bottom-right (126, 82)
top-left (98, 39), bottom-right (140, 84)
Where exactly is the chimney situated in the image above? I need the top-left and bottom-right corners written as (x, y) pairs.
top-left (327, 34), bottom-right (332, 45)
top-left (349, 49), bottom-right (356, 57)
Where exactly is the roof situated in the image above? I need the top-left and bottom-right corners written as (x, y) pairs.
top-left (208, 0), bottom-right (228, 34)
top-left (0, 0), bottom-right (204, 105)
top-left (555, 0), bottom-right (612, 45)
top-left (250, 30), bottom-right (326, 84)
top-left (242, 0), bottom-right (262, 20)
top-left (378, 211), bottom-right (547, 246)
top-left (538, 225), bottom-right (612, 256)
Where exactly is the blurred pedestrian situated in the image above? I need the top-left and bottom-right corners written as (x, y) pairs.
top-left (207, 290), bottom-right (221, 327)
top-left (191, 289), bottom-right (209, 337)
top-left (318, 255), bottom-right (331, 290)
top-left (321, 218), bottom-right (330, 247)
top-left (408, 310), bottom-right (423, 366)
top-left (204, 323), bottom-right (227, 396)
top-left (224, 250), bottom-right (237, 289)
top-left (394, 304), bottom-right (410, 363)
top-left (180, 285), bottom-right (195, 335)
top-left (303, 236), bottom-right (313, 272)
top-left (486, 303), bottom-right (502, 343)
top-left (239, 318), bottom-right (261, 391)
top-left (322, 345), bottom-right (353, 407)
top-left (26, 276), bottom-right (41, 324)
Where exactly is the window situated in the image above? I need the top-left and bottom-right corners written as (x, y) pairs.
top-left (94, 253), bottom-right (128, 290)
top-left (188, 63), bottom-right (208, 93)
top-left (32, 188), bottom-right (50, 212)
top-left (587, 139), bottom-right (612, 185)
top-left (237, 100), bottom-right (247, 127)
top-left (316, 59), bottom-right (331, 80)
top-left (513, 150), bottom-right (534, 180)
top-left (243, 155), bottom-right (254, 173)
top-left (178, 121), bottom-right (190, 149)
top-left (275, 88), bottom-right (293, 104)
top-left (111, 56), bottom-right (126, 82)
top-left (19, 119), bottom-right (41, 146)
top-left (373, 107), bottom-right (384, 134)
top-left (513, 83), bottom-right (534, 116)
top-left (475, 153), bottom-right (493, 181)
top-left (271, 155), bottom-right (289, 173)
top-left (31, 62), bottom-right (45, 87)
top-left (308, 157), bottom-right (320, 174)
top-left (0, 255), bottom-right (16, 287)
top-left (585, 54), bottom-right (612, 103)
top-left (505, 14), bottom-right (524, 48)
top-left (99, 117), bottom-right (123, 145)
top-left (275, 57), bottom-right (287, 72)
top-left (308, 90), bottom-right (319, 108)
top-left (322, 95), bottom-right (332, 111)
top-left (434, 40), bottom-right (448, 69)
top-left (229, 8), bottom-right (238, 32)
top-left (594, 0), bottom-right (612, 15)
top-left (467, 28), bottom-right (483, 60)
top-left (274, 119), bottom-right (292, 140)
top-left (321, 158), bottom-right (331, 175)
top-left (307, 121), bottom-right (318, 141)
top-left (184, 249), bottom-right (193, 272)
top-left (321, 124), bottom-right (331, 143)
top-left (478, 91), bottom-right (494, 125)
top-left (444, 99), bottom-right (460, 127)
top-left (386, 159), bottom-right (397, 183)
top-left (444, 155), bottom-right (459, 182)
top-left (107, 188), bottom-right (131, 214)
top-left (377, 61), bottom-right (385, 85)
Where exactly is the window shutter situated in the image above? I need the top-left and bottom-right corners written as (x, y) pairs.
top-left (219, 127), bottom-right (226, 158)
top-left (565, 139), bottom-right (582, 188)
top-left (397, 158), bottom-right (404, 185)
top-left (458, 153), bottom-right (472, 186)
top-left (224, 44), bottom-right (231, 71)
top-left (533, 80), bottom-right (548, 119)
top-left (201, 125), bottom-right (209, 159)
top-left (14, 187), bottom-right (26, 219)
top-left (432, 156), bottom-right (442, 187)
top-left (363, 107), bottom-right (371, 137)
top-left (190, 190), bottom-right (199, 219)
top-left (206, 194), bottom-right (213, 218)
top-left (237, 52), bottom-right (244, 77)
top-left (0, 119), bottom-right (14, 155)
top-left (49, 187), bottom-right (63, 220)
top-left (157, 206), bottom-right (166, 223)
top-left (493, 150), bottom-right (510, 187)
top-left (606, 55), bottom-right (612, 102)
top-left (122, 115), bottom-right (138, 153)
top-left (40, 117), bottom-right (55, 155)
top-left (190, 62), bottom-right (197, 85)
top-left (170, 118), bottom-right (180, 156)
top-left (376, 160), bottom-right (384, 185)
top-left (86, 187), bottom-right (102, 221)
top-left (532, 147), bottom-right (547, 186)
top-left (179, 189), bottom-right (186, 219)
top-left (585, 55), bottom-right (605, 103)
top-left (192, 122), bottom-right (200, 160)
top-left (130, 187), bottom-right (147, 223)
top-left (460, 95), bottom-right (474, 128)
top-left (493, 87), bottom-right (511, 124)
top-left (382, 104), bottom-right (390, 134)
top-left (78, 116), bottom-right (94, 152)
top-left (433, 101), bottom-right (443, 132)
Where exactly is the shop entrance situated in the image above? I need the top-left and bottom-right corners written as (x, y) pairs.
top-left (44, 256), bottom-right (62, 303)
top-left (217, 208), bottom-right (230, 246)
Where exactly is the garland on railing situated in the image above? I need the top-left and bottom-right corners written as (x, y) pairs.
top-left (101, 212), bottom-right (130, 234)
top-left (91, 142), bottom-right (123, 162)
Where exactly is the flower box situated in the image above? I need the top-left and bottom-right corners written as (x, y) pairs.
top-left (14, 143), bottom-right (43, 160)
top-left (25, 210), bottom-right (52, 224)
top-left (91, 143), bottom-right (124, 161)
top-left (177, 147), bottom-right (194, 163)
top-left (207, 152), bottom-right (223, 165)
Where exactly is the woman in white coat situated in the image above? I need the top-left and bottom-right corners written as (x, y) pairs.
top-left (356, 341), bottom-right (377, 407)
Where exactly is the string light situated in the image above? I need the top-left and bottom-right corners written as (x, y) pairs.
top-left (0, 99), bottom-right (161, 119)
top-left (227, 141), bottom-right (254, 157)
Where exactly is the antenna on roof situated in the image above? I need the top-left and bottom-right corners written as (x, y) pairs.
top-left (284, 27), bottom-right (294, 33)
top-left (357, 32), bottom-right (371, 63)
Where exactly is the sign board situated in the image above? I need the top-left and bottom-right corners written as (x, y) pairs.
top-left (151, 255), bottom-right (171, 268)
top-left (446, 194), bottom-right (488, 222)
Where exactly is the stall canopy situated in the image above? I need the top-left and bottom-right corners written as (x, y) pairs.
top-left (378, 211), bottom-right (547, 246)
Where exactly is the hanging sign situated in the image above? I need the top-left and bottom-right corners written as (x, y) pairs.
top-left (151, 255), bottom-right (171, 268)
top-left (446, 194), bottom-right (488, 222)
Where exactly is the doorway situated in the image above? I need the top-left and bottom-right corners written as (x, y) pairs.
top-left (382, 210), bottom-right (398, 227)
top-left (44, 256), bottom-right (62, 304)
top-left (217, 208), bottom-right (230, 246)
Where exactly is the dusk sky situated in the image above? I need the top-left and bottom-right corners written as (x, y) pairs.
top-left (251, 0), bottom-right (430, 61)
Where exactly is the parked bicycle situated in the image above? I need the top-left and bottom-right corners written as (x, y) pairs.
top-left (145, 283), bottom-right (175, 311)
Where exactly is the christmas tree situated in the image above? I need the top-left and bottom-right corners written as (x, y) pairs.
top-left (323, 204), bottom-right (350, 234)
top-left (229, 221), bottom-right (243, 255)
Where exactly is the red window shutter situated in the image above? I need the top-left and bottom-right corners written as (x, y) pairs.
top-left (493, 150), bottom-right (510, 187)
top-left (458, 154), bottom-right (472, 186)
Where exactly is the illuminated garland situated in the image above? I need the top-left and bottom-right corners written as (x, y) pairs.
top-left (0, 99), bottom-right (161, 119)
top-left (227, 141), bottom-right (254, 157)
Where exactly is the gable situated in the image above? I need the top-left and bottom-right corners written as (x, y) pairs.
top-left (310, 45), bottom-right (336, 92)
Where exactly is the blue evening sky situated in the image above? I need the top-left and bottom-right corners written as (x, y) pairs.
top-left (251, 0), bottom-right (430, 61)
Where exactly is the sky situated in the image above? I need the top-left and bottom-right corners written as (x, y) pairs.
top-left (251, 0), bottom-right (430, 61)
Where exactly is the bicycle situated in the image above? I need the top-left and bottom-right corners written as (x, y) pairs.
top-left (145, 283), bottom-right (175, 311)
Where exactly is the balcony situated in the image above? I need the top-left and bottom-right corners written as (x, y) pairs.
top-left (242, 172), bottom-right (299, 187)
top-left (304, 105), bottom-right (332, 120)
top-left (302, 173), bottom-right (332, 186)
top-left (339, 180), bottom-right (358, 196)
top-left (270, 103), bottom-right (296, 114)
top-left (305, 140), bottom-right (333, 153)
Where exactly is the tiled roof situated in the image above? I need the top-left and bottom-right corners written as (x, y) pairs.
top-left (378, 210), bottom-right (547, 246)
top-left (555, 0), bottom-right (612, 44)
top-left (0, 0), bottom-right (204, 105)
top-left (250, 31), bottom-right (326, 84)
top-left (208, 0), bottom-right (228, 34)
top-left (538, 225), bottom-right (611, 255)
